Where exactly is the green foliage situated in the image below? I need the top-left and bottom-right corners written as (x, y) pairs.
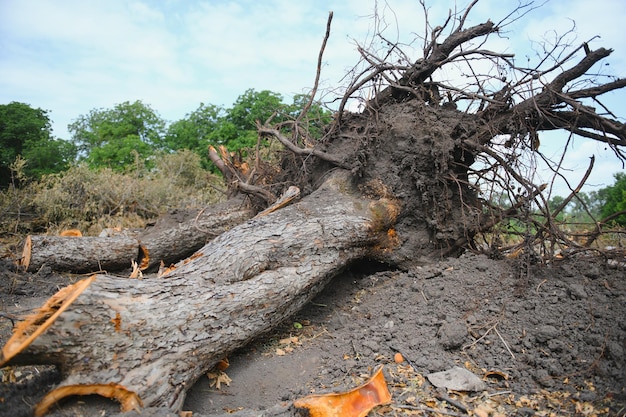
top-left (69, 100), bottom-right (166, 171)
top-left (86, 135), bottom-right (153, 172)
top-left (546, 191), bottom-right (602, 224)
top-left (21, 137), bottom-right (77, 178)
top-left (164, 103), bottom-right (225, 169)
top-left (216, 89), bottom-right (286, 151)
top-left (286, 93), bottom-right (334, 140)
top-left (599, 173), bottom-right (626, 225)
top-left (0, 102), bottom-right (76, 185)
top-left (164, 90), bottom-right (333, 171)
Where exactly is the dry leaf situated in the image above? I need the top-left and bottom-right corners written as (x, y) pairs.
top-left (474, 404), bottom-right (495, 417)
top-left (207, 371), bottom-right (232, 390)
top-left (215, 358), bottom-right (229, 371)
top-left (484, 369), bottom-right (509, 381)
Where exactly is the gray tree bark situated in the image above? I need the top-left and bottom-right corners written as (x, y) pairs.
top-left (138, 197), bottom-right (254, 271)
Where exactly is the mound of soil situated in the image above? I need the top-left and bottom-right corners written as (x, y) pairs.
top-left (1, 252), bottom-right (625, 416)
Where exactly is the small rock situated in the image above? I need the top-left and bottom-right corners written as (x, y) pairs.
top-left (534, 368), bottom-right (553, 387)
top-left (516, 407), bottom-right (537, 416)
top-left (547, 339), bottom-right (564, 352)
top-left (576, 390), bottom-right (598, 402)
top-left (534, 325), bottom-right (559, 343)
top-left (439, 320), bottom-right (467, 350)
top-left (583, 264), bottom-right (602, 279)
top-left (567, 283), bottom-right (587, 300)
top-left (607, 341), bottom-right (624, 361)
top-left (426, 366), bottom-right (486, 391)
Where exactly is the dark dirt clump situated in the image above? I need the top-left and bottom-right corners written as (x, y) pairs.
top-left (1, 251), bottom-right (625, 416)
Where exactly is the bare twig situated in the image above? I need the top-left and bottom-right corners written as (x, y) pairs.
top-left (295, 11), bottom-right (333, 129)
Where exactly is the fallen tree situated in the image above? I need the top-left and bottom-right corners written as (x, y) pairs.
top-left (2, 171), bottom-right (400, 414)
top-left (2, 2), bottom-right (625, 415)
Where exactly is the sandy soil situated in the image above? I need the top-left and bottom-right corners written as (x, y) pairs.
top-left (1, 251), bottom-right (624, 417)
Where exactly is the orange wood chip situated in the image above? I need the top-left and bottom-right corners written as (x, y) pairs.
top-left (1, 276), bottom-right (95, 366)
top-left (293, 365), bottom-right (391, 417)
top-left (35, 383), bottom-right (142, 417)
top-left (59, 229), bottom-right (82, 237)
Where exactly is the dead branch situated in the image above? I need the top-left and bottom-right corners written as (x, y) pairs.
top-left (257, 123), bottom-right (348, 168)
top-left (295, 11), bottom-right (333, 128)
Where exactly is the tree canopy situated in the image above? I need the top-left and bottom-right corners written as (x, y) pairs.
top-left (66, 91), bottom-right (332, 172)
top-left (599, 173), bottom-right (626, 225)
top-left (0, 102), bottom-right (76, 185)
top-left (68, 100), bottom-right (166, 171)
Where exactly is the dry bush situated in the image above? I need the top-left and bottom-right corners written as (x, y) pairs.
top-left (0, 150), bottom-right (223, 236)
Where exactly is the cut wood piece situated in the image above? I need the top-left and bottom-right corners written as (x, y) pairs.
top-left (0, 171), bottom-right (401, 414)
top-left (293, 365), bottom-right (391, 417)
top-left (18, 235), bottom-right (141, 273)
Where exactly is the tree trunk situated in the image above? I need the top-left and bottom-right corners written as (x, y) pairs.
top-left (16, 198), bottom-right (255, 273)
top-left (1, 171), bottom-right (400, 415)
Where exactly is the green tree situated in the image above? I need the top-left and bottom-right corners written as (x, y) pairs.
top-left (21, 137), bottom-right (77, 178)
top-left (599, 173), bottom-right (626, 225)
top-left (0, 102), bottom-right (76, 185)
top-left (69, 100), bottom-right (165, 171)
top-left (286, 93), bottom-right (333, 140)
top-left (213, 89), bottom-right (286, 150)
top-left (164, 90), bottom-right (333, 172)
top-left (164, 103), bottom-right (224, 168)
top-left (208, 90), bottom-right (332, 151)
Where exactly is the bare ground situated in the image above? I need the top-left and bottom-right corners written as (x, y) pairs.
top-left (1, 249), bottom-right (625, 417)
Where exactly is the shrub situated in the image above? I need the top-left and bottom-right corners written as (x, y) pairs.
top-left (0, 150), bottom-right (223, 236)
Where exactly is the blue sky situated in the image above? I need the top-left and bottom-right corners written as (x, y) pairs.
top-left (1, 0), bottom-right (624, 197)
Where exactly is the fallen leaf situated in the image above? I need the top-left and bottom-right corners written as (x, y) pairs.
top-left (474, 404), bottom-right (495, 417)
top-left (215, 357), bottom-right (229, 371)
top-left (207, 371), bottom-right (232, 390)
top-left (484, 369), bottom-right (509, 381)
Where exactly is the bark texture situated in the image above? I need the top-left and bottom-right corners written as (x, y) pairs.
top-left (1, 171), bottom-right (400, 414)
top-left (138, 197), bottom-right (255, 271)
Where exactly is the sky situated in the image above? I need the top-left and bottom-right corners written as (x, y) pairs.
top-left (1, 0), bottom-right (624, 198)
